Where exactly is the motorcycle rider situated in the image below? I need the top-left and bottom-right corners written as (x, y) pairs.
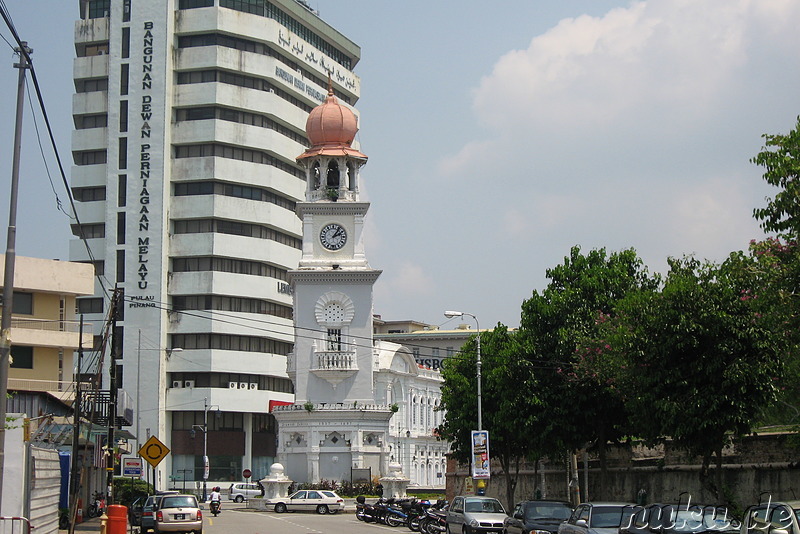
top-left (209, 486), bottom-right (222, 514)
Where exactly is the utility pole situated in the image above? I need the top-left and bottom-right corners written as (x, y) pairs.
top-left (106, 288), bottom-right (122, 504)
top-left (0, 41), bottom-right (32, 513)
top-left (69, 317), bottom-right (84, 528)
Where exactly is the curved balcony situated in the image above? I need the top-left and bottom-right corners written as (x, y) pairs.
top-left (310, 345), bottom-right (357, 388)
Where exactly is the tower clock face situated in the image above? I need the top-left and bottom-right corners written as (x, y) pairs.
top-left (319, 223), bottom-right (347, 250)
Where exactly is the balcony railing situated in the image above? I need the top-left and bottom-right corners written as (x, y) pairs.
top-left (314, 350), bottom-right (357, 371)
top-left (11, 317), bottom-right (92, 335)
top-left (8, 378), bottom-right (92, 393)
top-left (310, 343), bottom-right (358, 387)
top-left (81, 388), bottom-right (134, 427)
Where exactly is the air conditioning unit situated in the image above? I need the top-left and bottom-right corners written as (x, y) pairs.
top-left (229, 382), bottom-right (238, 389)
top-left (249, 383), bottom-right (258, 390)
top-left (184, 380), bottom-right (195, 389)
top-left (172, 380), bottom-right (182, 389)
top-left (239, 382), bottom-right (248, 389)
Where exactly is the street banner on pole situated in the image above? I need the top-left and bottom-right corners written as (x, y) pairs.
top-left (471, 430), bottom-right (490, 479)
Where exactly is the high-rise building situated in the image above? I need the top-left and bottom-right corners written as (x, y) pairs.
top-left (69, 0), bottom-right (361, 486)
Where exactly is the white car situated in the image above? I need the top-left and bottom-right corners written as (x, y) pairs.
top-left (272, 490), bottom-right (345, 514)
top-left (228, 483), bottom-right (262, 503)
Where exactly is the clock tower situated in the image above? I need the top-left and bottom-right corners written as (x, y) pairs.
top-left (290, 81), bottom-right (381, 403)
top-left (274, 82), bottom-right (391, 483)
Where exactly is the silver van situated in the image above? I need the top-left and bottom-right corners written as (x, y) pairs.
top-left (228, 482), bottom-right (262, 503)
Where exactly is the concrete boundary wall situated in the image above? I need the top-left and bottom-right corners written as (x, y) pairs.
top-left (446, 433), bottom-right (800, 509)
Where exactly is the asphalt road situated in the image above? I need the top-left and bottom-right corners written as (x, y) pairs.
top-left (204, 509), bottom-right (408, 534)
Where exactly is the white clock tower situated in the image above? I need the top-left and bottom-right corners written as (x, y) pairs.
top-left (273, 83), bottom-right (392, 483)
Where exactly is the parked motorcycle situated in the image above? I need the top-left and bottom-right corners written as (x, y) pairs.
top-left (377, 498), bottom-right (409, 527)
top-left (356, 495), bottom-right (380, 523)
top-left (419, 501), bottom-right (449, 534)
top-left (87, 494), bottom-right (106, 518)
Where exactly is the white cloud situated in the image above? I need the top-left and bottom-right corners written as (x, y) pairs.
top-left (375, 261), bottom-right (435, 303)
top-left (469, 0), bottom-right (791, 137)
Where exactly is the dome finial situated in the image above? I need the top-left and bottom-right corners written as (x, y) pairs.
top-left (327, 71), bottom-right (334, 97)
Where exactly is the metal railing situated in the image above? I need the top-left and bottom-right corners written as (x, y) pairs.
top-left (0, 516), bottom-right (31, 534)
top-left (11, 317), bottom-right (91, 335)
top-left (7, 378), bottom-right (91, 393)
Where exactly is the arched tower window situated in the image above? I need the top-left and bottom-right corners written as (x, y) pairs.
top-left (326, 160), bottom-right (340, 188)
top-left (312, 161), bottom-right (321, 190)
top-left (347, 161), bottom-right (357, 191)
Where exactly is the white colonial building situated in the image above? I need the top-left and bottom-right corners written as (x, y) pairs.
top-left (273, 85), bottom-right (446, 488)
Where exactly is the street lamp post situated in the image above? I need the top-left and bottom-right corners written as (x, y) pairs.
top-left (191, 397), bottom-right (216, 503)
top-left (443, 310), bottom-right (481, 431)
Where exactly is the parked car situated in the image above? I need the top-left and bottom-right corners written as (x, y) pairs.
top-left (138, 491), bottom-right (180, 533)
top-left (622, 503), bottom-right (740, 534)
top-left (228, 482), bottom-right (262, 503)
top-left (741, 501), bottom-right (800, 534)
top-left (272, 490), bottom-right (345, 514)
top-left (447, 495), bottom-right (507, 534)
top-left (154, 494), bottom-right (203, 533)
top-left (129, 496), bottom-right (146, 526)
top-left (559, 503), bottom-right (637, 534)
top-left (505, 500), bottom-right (574, 534)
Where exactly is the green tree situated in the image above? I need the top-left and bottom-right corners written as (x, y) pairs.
top-left (113, 477), bottom-right (154, 507)
top-left (519, 246), bottom-right (658, 497)
top-left (752, 116), bottom-right (800, 239)
top-left (439, 325), bottom-right (535, 507)
top-left (750, 119), bottom-right (800, 423)
top-left (597, 256), bottom-right (784, 501)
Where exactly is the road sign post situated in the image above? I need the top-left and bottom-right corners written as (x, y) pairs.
top-left (138, 436), bottom-right (170, 468)
top-left (123, 457), bottom-right (143, 477)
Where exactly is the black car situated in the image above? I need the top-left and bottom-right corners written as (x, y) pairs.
top-left (505, 500), bottom-right (574, 534)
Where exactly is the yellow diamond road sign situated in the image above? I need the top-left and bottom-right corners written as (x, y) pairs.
top-left (138, 435), bottom-right (170, 468)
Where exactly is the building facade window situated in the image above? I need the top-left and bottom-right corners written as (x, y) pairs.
top-left (76, 78), bottom-right (109, 93)
top-left (169, 372), bottom-right (294, 394)
top-left (172, 295), bottom-right (292, 320)
top-left (326, 328), bottom-right (342, 351)
top-left (176, 70), bottom-right (313, 114)
top-left (76, 114), bottom-right (108, 129)
top-left (174, 180), bottom-right (296, 212)
top-left (172, 256), bottom-right (288, 281)
top-left (87, 0), bottom-right (111, 19)
top-left (174, 143), bottom-right (303, 180)
top-left (179, 0), bottom-right (214, 8)
top-left (10, 346), bottom-right (33, 369)
top-left (176, 106), bottom-right (309, 146)
top-left (116, 249), bottom-right (125, 282)
top-left (74, 150), bottom-right (108, 165)
top-left (12, 292), bottom-right (33, 315)
top-left (77, 297), bottom-right (104, 314)
top-left (71, 223), bottom-right (106, 239)
top-left (171, 333), bottom-right (291, 355)
top-left (72, 187), bottom-right (107, 202)
top-left (173, 218), bottom-right (301, 249)
top-left (116, 212), bottom-right (126, 244)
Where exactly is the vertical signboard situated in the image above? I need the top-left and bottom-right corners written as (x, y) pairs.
top-left (471, 430), bottom-right (490, 479)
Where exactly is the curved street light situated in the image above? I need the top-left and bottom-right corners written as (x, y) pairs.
top-left (443, 311), bottom-right (481, 431)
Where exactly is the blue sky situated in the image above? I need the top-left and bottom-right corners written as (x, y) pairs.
top-left (0, 0), bottom-right (798, 329)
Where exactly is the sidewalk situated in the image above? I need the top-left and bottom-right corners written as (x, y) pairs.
top-left (60, 516), bottom-right (141, 533)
